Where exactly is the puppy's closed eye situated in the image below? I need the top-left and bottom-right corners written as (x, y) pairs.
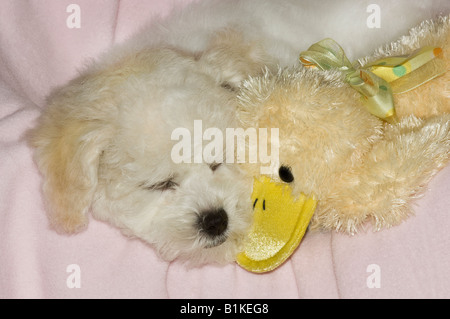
top-left (209, 162), bottom-right (222, 172)
top-left (141, 178), bottom-right (179, 191)
top-left (220, 82), bottom-right (237, 92)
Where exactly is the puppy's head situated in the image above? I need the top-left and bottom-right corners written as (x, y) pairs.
top-left (91, 62), bottom-right (254, 264)
top-left (30, 29), bottom-right (268, 265)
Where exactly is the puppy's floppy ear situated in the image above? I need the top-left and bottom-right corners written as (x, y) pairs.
top-left (29, 76), bottom-right (115, 234)
top-left (199, 28), bottom-right (274, 88)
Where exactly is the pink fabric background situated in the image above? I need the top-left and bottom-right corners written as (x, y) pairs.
top-left (1, 0), bottom-right (449, 298)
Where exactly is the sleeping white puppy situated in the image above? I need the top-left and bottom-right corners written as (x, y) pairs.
top-left (30, 0), bottom-right (448, 265)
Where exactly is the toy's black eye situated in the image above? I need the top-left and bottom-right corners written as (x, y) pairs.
top-left (279, 165), bottom-right (294, 183)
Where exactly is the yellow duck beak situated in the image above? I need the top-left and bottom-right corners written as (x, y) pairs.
top-left (237, 176), bottom-right (317, 273)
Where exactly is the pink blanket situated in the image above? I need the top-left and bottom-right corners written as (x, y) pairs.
top-left (1, 0), bottom-right (450, 299)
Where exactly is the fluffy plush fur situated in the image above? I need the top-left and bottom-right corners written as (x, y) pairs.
top-left (237, 15), bottom-right (450, 234)
top-left (29, 0), bottom-right (449, 265)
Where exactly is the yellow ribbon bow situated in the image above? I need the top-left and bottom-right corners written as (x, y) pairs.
top-left (299, 38), bottom-right (445, 121)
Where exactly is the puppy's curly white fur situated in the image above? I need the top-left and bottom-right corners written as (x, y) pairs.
top-left (29, 30), bottom-right (271, 265)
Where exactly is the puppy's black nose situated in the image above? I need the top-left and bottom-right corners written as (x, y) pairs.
top-left (198, 208), bottom-right (228, 237)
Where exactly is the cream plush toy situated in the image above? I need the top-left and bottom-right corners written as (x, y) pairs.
top-left (236, 16), bottom-right (450, 272)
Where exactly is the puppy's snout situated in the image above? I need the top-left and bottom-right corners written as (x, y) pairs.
top-left (198, 208), bottom-right (228, 237)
